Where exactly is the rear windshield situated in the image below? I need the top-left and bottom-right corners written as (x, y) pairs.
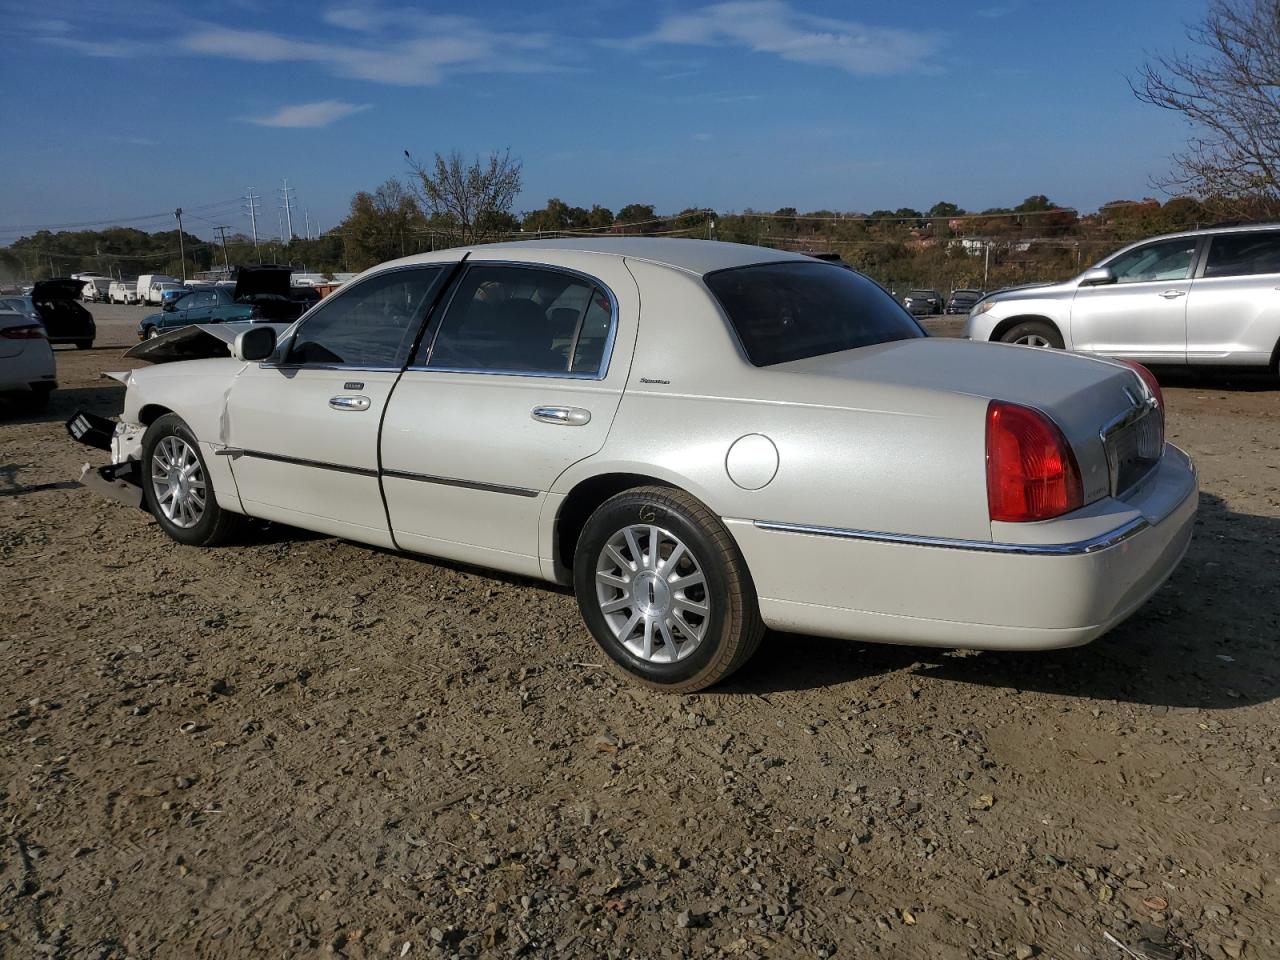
top-left (705, 261), bottom-right (924, 366)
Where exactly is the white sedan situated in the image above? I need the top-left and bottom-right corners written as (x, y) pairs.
top-left (0, 307), bottom-right (55, 412)
top-left (70, 239), bottom-right (1197, 691)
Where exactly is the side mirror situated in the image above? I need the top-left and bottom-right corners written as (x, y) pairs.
top-left (162, 301), bottom-right (175, 312)
top-left (1079, 265), bottom-right (1116, 287)
top-left (233, 326), bottom-right (276, 362)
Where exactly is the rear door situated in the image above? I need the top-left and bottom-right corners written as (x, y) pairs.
top-left (223, 264), bottom-right (451, 546)
top-left (1069, 236), bottom-right (1200, 363)
top-left (1186, 230), bottom-right (1280, 365)
top-left (381, 257), bottom-right (638, 577)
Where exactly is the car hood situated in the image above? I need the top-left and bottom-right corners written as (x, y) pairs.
top-left (124, 321), bottom-right (293, 363)
top-left (32, 279), bottom-right (87, 300)
top-left (983, 280), bottom-right (1069, 303)
top-left (234, 264), bottom-right (292, 301)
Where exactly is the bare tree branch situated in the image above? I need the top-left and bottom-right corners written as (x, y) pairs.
top-left (1132, 0), bottom-right (1280, 217)
top-left (405, 149), bottom-right (523, 245)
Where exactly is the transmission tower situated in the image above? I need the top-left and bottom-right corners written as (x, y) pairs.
top-left (243, 187), bottom-right (261, 254)
top-left (278, 178), bottom-right (296, 242)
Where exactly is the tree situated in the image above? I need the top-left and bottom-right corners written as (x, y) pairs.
top-left (406, 148), bottom-right (522, 244)
top-left (342, 178), bottom-right (423, 271)
top-left (927, 201), bottom-right (963, 219)
top-left (615, 203), bottom-right (658, 233)
top-left (1133, 0), bottom-right (1280, 214)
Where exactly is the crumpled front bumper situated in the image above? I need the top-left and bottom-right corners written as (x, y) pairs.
top-left (66, 410), bottom-right (146, 509)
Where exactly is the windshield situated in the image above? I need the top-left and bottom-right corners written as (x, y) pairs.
top-left (704, 261), bottom-right (924, 366)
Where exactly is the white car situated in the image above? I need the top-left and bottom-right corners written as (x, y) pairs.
top-left (109, 280), bottom-right (139, 304)
top-left (70, 239), bottom-right (1197, 691)
top-left (0, 307), bottom-right (56, 411)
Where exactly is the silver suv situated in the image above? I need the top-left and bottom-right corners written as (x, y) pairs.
top-left (964, 224), bottom-right (1280, 372)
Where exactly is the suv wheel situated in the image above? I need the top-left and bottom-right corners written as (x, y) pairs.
top-left (1000, 320), bottom-right (1063, 349)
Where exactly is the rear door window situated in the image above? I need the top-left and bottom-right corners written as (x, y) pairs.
top-left (423, 264), bottom-right (615, 376)
top-left (704, 260), bottom-right (924, 366)
top-left (1202, 231), bottom-right (1280, 278)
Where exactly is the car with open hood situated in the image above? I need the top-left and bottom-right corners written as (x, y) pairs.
top-left (69, 238), bottom-right (1197, 692)
top-left (30, 279), bottom-right (95, 349)
top-left (137, 266), bottom-right (319, 339)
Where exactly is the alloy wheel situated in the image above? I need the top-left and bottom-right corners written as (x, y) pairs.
top-left (1015, 334), bottom-right (1053, 347)
top-left (150, 435), bottom-right (207, 529)
top-left (594, 524), bottom-right (710, 663)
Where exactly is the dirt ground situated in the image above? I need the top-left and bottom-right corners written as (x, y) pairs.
top-left (1, 305), bottom-right (1278, 959)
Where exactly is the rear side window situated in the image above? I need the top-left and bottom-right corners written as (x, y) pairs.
top-left (425, 265), bottom-right (615, 376)
top-left (1203, 231), bottom-right (1280, 278)
top-left (705, 261), bottom-right (924, 366)
top-left (286, 266), bottom-right (443, 367)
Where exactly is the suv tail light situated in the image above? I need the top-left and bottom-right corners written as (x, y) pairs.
top-left (1, 324), bottom-right (47, 340)
top-left (986, 400), bottom-right (1083, 522)
top-left (1117, 359), bottom-right (1164, 415)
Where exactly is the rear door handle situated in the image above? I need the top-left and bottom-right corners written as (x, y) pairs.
top-left (531, 405), bottom-right (591, 426)
top-left (329, 395), bottom-right (371, 412)
top-left (1158, 289), bottom-right (1186, 299)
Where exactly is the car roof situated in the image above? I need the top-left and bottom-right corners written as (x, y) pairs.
top-left (387, 237), bottom-right (809, 277)
top-left (1135, 222), bottom-right (1280, 243)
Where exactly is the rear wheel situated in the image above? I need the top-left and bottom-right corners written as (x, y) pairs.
top-left (141, 413), bottom-right (245, 547)
top-left (999, 320), bottom-right (1063, 349)
top-left (573, 486), bottom-right (764, 693)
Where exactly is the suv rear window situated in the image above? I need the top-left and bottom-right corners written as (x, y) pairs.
top-left (705, 261), bottom-right (924, 366)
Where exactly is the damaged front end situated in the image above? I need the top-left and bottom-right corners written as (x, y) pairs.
top-left (67, 409), bottom-right (146, 509)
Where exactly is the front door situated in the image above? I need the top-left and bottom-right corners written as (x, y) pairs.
top-left (224, 264), bottom-right (450, 546)
top-left (1069, 236), bottom-right (1200, 364)
top-left (381, 259), bottom-right (637, 577)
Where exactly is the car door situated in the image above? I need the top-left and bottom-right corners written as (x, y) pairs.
top-left (1069, 236), bottom-right (1201, 363)
top-left (223, 264), bottom-right (451, 547)
top-left (176, 290), bottom-right (218, 327)
top-left (1185, 230), bottom-right (1280, 365)
top-left (381, 257), bottom-right (638, 578)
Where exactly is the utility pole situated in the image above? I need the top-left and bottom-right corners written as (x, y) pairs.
top-left (214, 226), bottom-right (232, 275)
top-left (304, 208), bottom-right (312, 242)
top-left (243, 187), bottom-right (261, 258)
top-left (279, 178), bottom-right (295, 243)
top-left (983, 240), bottom-right (990, 289)
top-left (175, 208), bottom-right (186, 282)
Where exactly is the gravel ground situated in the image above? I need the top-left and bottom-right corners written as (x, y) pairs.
top-left (1, 305), bottom-right (1278, 959)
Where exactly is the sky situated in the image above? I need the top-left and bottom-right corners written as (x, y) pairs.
top-left (0, 0), bottom-right (1209, 241)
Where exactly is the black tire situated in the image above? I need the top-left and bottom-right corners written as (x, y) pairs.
top-left (75, 339), bottom-right (93, 350)
top-left (573, 485), bottom-right (765, 693)
top-left (998, 319), bottom-right (1063, 349)
top-left (145, 326), bottom-right (160, 339)
top-left (141, 413), bottom-right (246, 547)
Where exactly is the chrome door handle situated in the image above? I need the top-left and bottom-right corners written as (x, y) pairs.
top-left (329, 395), bottom-right (371, 411)
top-left (1158, 289), bottom-right (1186, 299)
top-left (531, 405), bottom-right (591, 426)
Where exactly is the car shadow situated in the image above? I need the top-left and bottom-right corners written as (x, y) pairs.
top-left (1148, 366), bottom-right (1277, 392)
top-left (0, 382), bottom-right (126, 425)
top-left (717, 492), bottom-right (1279, 710)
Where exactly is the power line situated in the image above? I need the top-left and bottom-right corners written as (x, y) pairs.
top-left (0, 196), bottom-right (245, 234)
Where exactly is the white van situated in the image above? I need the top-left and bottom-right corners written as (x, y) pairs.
top-left (81, 277), bottom-right (113, 302)
top-left (136, 274), bottom-right (181, 305)
top-left (108, 280), bottom-right (138, 304)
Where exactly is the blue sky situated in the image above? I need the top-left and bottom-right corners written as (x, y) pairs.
top-left (0, 0), bottom-right (1207, 240)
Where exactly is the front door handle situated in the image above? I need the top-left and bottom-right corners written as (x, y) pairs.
top-left (531, 405), bottom-right (591, 426)
top-left (1158, 289), bottom-right (1187, 299)
top-left (329, 395), bottom-right (371, 412)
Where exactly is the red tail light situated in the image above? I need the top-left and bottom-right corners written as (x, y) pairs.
top-left (986, 400), bottom-right (1083, 522)
top-left (1117, 359), bottom-right (1163, 413)
top-left (0, 324), bottom-right (47, 340)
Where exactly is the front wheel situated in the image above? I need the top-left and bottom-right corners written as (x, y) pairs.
top-left (141, 413), bottom-right (245, 546)
top-left (573, 486), bottom-right (765, 693)
top-left (999, 320), bottom-right (1064, 349)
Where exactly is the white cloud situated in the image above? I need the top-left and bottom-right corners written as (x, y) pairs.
top-left (37, 34), bottom-right (141, 57)
top-left (635, 1), bottom-right (939, 76)
top-left (976, 5), bottom-right (1016, 18)
top-left (246, 100), bottom-right (371, 128)
top-left (183, 6), bottom-right (557, 86)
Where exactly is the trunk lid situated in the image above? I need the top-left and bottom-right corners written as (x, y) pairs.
top-left (234, 264), bottom-right (292, 301)
top-left (32, 279), bottom-right (86, 301)
top-left (775, 338), bottom-right (1160, 505)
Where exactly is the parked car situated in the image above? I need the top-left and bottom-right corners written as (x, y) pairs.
top-left (946, 288), bottom-right (984, 314)
top-left (136, 274), bottom-right (182, 305)
top-left (964, 223), bottom-right (1280, 370)
top-left (29, 279), bottom-right (95, 348)
top-left (0, 306), bottom-right (56, 411)
top-left (69, 238), bottom-right (1196, 692)
top-left (903, 289), bottom-right (944, 316)
top-left (81, 277), bottom-right (113, 302)
top-left (109, 280), bottom-right (139, 304)
top-left (0, 295), bottom-right (42, 326)
top-left (137, 265), bottom-right (319, 339)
